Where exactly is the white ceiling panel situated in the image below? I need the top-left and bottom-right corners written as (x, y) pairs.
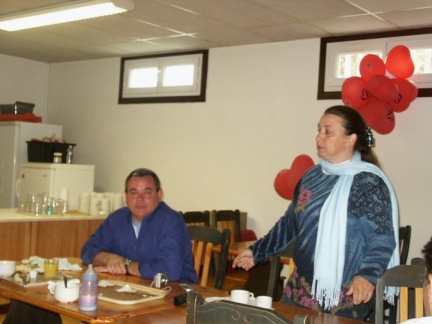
top-left (0, 0), bottom-right (431, 63)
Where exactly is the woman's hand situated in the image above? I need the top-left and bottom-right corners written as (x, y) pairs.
top-left (232, 249), bottom-right (255, 271)
top-left (346, 275), bottom-right (375, 305)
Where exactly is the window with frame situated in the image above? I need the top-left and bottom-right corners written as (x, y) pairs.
top-left (119, 50), bottom-right (208, 104)
top-left (318, 27), bottom-right (432, 99)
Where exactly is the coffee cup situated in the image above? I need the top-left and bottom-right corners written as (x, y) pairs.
top-left (230, 289), bottom-right (254, 304)
top-left (48, 279), bottom-right (80, 303)
top-left (0, 260), bottom-right (16, 277)
top-left (256, 295), bottom-right (273, 309)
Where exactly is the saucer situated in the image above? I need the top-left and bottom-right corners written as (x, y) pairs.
top-left (205, 296), bottom-right (257, 306)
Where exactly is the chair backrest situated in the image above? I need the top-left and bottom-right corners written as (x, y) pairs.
top-left (188, 225), bottom-right (230, 289)
top-left (181, 211), bottom-right (211, 227)
top-left (399, 225), bottom-right (412, 265)
top-left (186, 291), bottom-right (309, 324)
top-left (375, 264), bottom-right (425, 324)
top-left (267, 240), bottom-right (296, 300)
top-left (214, 209), bottom-right (241, 243)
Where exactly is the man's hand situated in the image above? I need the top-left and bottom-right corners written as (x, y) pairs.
top-left (92, 252), bottom-right (128, 274)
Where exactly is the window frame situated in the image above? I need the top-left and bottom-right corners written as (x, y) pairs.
top-left (317, 27), bottom-right (432, 100)
top-left (118, 50), bottom-right (208, 104)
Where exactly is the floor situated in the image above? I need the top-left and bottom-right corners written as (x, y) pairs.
top-left (0, 270), bottom-right (248, 323)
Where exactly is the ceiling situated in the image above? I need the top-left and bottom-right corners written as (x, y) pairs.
top-left (1, 0), bottom-right (432, 63)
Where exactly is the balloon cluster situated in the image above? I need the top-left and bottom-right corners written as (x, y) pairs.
top-left (274, 155), bottom-right (315, 200)
top-left (342, 45), bottom-right (418, 134)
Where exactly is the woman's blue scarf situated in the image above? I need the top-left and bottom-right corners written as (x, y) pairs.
top-left (312, 151), bottom-right (400, 309)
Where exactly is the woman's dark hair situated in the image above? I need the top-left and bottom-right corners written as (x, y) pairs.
top-left (324, 105), bottom-right (381, 168)
top-left (124, 168), bottom-right (161, 193)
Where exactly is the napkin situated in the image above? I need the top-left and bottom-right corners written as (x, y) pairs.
top-left (116, 284), bottom-right (137, 293)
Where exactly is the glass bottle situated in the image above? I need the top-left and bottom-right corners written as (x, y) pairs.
top-left (79, 264), bottom-right (98, 311)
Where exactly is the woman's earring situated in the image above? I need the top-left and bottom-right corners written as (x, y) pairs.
top-left (366, 127), bottom-right (375, 147)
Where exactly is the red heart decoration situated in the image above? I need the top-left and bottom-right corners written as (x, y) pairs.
top-left (386, 45), bottom-right (415, 79)
top-left (274, 155), bottom-right (315, 200)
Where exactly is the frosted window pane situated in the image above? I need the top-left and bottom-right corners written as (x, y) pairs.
top-left (129, 67), bottom-right (158, 88)
top-left (411, 48), bottom-right (432, 74)
top-left (163, 65), bottom-right (194, 86)
top-left (336, 51), bottom-right (382, 78)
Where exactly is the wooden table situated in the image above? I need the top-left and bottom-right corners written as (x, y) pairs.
top-left (116, 294), bottom-right (364, 324)
top-left (0, 258), bottom-right (362, 324)
top-left (0, 267), bottom-right (228, 323)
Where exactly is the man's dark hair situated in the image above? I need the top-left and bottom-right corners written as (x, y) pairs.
top-left (124, 168), bottom-right (161, 193)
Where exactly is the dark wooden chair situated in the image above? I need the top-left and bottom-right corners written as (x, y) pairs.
top-left (181, 211), bottom-right (211, 226)
top-left (383, 225), bottom-right (412, 323)
top-left (188, 225), bottom-right (230, 289)
top-left (186, 291), bottom-right (311, 324)
top-left (214, 209), bottom-right (242, 243)
top-left (374, 264), bottom-right (425, 324)
top-left (399, 225), bottom-right (412, 265)
top-left (267, 240), bottom-right (296, 300)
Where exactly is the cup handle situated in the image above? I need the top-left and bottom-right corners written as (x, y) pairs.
top-left (249, 293), bottom-right (255, 299)
top-left (47, 281), bottom-right (55, 294)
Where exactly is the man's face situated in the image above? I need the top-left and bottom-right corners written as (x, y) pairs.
top-left (125, 175), bottom-right (163, 222)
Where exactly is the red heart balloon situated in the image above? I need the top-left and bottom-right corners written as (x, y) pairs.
top-left (274, 169), bottom-right (292, 200)
top-left (390, 78), bottom-right (418, 112)
top-left (342, 77), bottom-right (369, 109)
top-left (367, 74), bottom-right (398, 103)
top-left (288, 155), bottom-right (315, 189)
top-left (386, 45), bottom-right (415, 79)
top-left (358, 99), bottom-right (395, 135)
top-left (360, 54), bottom-right (386, 82)
top-left (274, 155), bottom-right (315, 200)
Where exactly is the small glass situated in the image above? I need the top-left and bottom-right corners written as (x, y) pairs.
top-left (44, 258), bottom-right (59, 279)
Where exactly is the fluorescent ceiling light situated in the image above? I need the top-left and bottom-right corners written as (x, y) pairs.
top-left (0, 0), bottom-right (135, 31)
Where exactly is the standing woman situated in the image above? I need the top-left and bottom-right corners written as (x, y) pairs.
top-left (233, 105), bottom-right (399, 320)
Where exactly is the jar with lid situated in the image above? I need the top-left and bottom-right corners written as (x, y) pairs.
top-left (53, 152), bottom-right (62, 163)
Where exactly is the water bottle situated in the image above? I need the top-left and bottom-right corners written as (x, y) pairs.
top-left (66, 145), bottom-right (74, 164)
top-left (79, 264), bottom-right (98, 311)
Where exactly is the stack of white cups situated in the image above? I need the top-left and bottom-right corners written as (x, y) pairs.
top-left (100, 197), bottom-right (110, 215)
top-left (90, 197), bottom-right (100, 215)
top-left (113, 193), bottom-right (125, 211)
top-left (78, 192), bottom-right (90, 214)
top-left (78, 191), bottom-right (125, 215)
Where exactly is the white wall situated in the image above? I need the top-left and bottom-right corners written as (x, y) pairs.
top-left (3, 38), bottom-right (431, 263)
top-left (0, 54), bottom-right (49, 119)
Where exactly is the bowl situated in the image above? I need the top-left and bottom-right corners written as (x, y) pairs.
top-left (0, 260), bottom-right (16, 277)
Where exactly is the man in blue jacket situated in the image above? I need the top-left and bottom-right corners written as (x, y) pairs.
top-left (81, 168), bottom-right (198, 284)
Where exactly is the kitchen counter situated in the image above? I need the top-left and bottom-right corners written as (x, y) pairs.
top-left (0, 209), bottom-right (107, 260)
top-left (0, 208), bottom-right (107, 222)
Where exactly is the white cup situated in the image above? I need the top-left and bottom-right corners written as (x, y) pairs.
top-left (231, 289), bottom-right (254, 304)
top-left (48, 279), bottom-right (80, 303)
top-left (256, 295), bottom-right (273, 309)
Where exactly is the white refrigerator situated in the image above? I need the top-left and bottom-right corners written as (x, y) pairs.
top-left (17, 163), bottom-right (95, 211)
top-left (0, 121), bottom-right (62, 208)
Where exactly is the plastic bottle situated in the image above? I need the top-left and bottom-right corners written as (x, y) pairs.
top-left (66, 145), bottom-right (74, 164)
top-left (79, 264), bottom-right (98, 311)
